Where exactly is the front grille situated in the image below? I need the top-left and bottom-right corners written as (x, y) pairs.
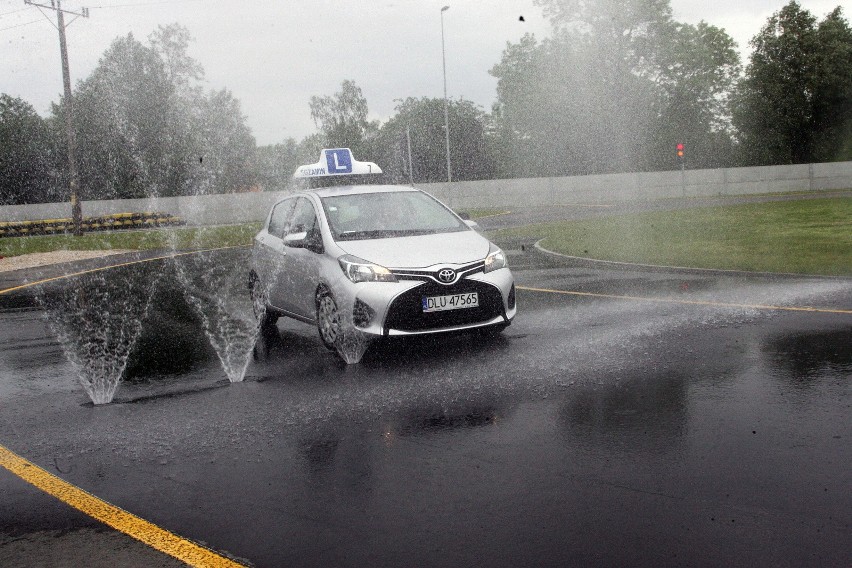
top-left (384, 279), bottom-right (505, 333)
top-left (390, 260), bottom-right (485, 285)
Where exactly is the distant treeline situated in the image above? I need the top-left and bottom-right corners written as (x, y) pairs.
top-left (2, 1), bottom-right (850, 206)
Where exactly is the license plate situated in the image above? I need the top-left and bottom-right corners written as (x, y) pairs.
top-left (422, 292), bottom-right (479, 313)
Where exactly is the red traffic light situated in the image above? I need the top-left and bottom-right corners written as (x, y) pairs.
top-left (676, 143), bottom-right (684, 158)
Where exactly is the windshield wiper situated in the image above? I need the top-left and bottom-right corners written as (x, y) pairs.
top-left (337, 229), bottom-right (394, 240)
top-left (337, 228), bottom-right (459, 240)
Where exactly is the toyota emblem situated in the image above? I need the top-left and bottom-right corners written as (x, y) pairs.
top-left (437, 268), bottom-right (456, 283)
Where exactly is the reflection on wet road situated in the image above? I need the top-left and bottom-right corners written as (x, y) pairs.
top-left (0, 247), bottom-right (850, 567)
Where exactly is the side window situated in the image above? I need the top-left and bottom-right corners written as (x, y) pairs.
top-left (268, 199), bottom-right (296, 238)
top-left (288, 198), bottom-right (318, 237)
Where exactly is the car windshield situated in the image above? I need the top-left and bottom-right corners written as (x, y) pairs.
top-left (321, 191), bottom-right (467, 241)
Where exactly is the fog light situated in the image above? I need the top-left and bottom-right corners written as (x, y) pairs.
top-left (353, 298), bottom-right (374, 328)
top-left (507, 284), bottom-right (516, 310)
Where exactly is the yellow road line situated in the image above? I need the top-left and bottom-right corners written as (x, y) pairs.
top-left (0, 246), bottom-right (248, 296)
top-left (516, 285), bottom-right (852, 315)
top-left (0, 247), bottom-right (250, 563)
top-left (0, 444), bottom-right (246, 567)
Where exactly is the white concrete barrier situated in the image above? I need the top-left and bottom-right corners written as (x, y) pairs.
top-left (422, 161), bottom-right (852, 209)
top-left (1, 161), bottom-right (850, 225)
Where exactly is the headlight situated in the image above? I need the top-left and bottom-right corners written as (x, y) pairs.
top-left (338, 254), bottom-right (398, 283)
top-left (483, 245), bottom-right (507, 273)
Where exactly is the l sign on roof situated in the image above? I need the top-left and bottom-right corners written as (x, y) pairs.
top-left (294, 148), bottom-right (383, 178)
top-left (326, 149), bottom-right (352, 174)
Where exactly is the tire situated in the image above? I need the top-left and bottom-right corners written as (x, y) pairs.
top-left (316, 288), bottom-right (341, 349)
top-left (250, 273), bottom-right (278, 329)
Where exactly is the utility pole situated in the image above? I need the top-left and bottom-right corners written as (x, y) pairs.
top-left (406, 124), bottom-right (414, 186)
top-left (440, 5), bottom-right (452, 183)
top-left (25, 0), bottom-right (89, 236)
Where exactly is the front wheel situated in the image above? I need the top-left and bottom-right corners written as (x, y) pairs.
top-left (316, 289), bottom-right (341, 349)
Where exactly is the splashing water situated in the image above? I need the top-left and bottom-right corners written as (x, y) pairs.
top-left (170, 248), bottom-right (260, 382)
top-left (34, 265), bottom-right (161, 404)
top-left (331, 289), bottom-right (373, 365)
top-left (334, 320), bottom-right (372, 364)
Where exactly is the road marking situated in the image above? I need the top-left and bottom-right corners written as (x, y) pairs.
top-left (0, 444), bottom-right (246, 567)
top-left (0, 246), bottom-right (247, 296)
top-left (0, 246), bottom-right (251, 565)
top-left (516, 285), bottom-right (852, 315)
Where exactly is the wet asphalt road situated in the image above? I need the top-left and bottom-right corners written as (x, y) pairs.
top-left (0, 213), bottom-right (851, 567)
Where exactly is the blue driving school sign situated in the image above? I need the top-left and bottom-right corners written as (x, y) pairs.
top-left (325, 148), bottom-right (353, 175)
top-left (293, 148), bottom-right (381, 179)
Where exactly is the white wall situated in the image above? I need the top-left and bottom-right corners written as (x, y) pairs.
top-left (421, 161), bottom-right (852, 209)
top-left (2, 161), bottom-right (850, 225)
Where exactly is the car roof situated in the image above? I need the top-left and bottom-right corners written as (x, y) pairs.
top-left (307, 184), bottom-right (421, 199)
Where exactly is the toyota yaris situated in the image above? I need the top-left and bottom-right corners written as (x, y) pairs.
top-left (249, 154), bottom-right (516, 354)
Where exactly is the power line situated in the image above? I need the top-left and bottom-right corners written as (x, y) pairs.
top-left (0, 6), bottom-right (31, 16)
top-left (88, 0), bottom-right (200, 8)
top-left (0, 18), bottom-right (40, 31)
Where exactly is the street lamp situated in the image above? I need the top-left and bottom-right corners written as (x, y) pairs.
top-left (440, 5), bottom-right (452, 183)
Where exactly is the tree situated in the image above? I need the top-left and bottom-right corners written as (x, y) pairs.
top-left (148, 24), bottom-right (209, 196)
top-left (733, 3), bottom-right (852, 165)
top-left (52, 25), bottom-right (258, 199)
top-left (645, 21), bottom-right (740, 170)
top-left (534, 0), bottom-right (674, 74)
top-left (489, 32), bottom-right (657, 177)
top-left (195, 88), bottom-right (257, 194)
top-left (492, 1), bottom-right (742, 176)
top-left (374, 97), bottom-right (494, 183)
top-left (495, 0), bottom-right (675, 175)
top-left (62, 33), bottom-right (175, 199)
top-left (309, 80), bottom-right (376, 159)
top-left (148, 23), bottom-right (204, 95)
top-left (256, 138), bottom-right (300, 191)
top-left (0, 94), bottom-right (57, 205)
top-left (810, 8), bottom-right (852, 162)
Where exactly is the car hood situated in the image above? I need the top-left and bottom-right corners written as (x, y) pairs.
top-left (334, 230), bottom-right (490, 269)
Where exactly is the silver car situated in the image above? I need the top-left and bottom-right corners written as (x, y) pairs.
top-left (249, 185), bottom-right (516, 352)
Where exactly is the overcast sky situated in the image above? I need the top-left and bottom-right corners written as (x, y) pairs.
top-left (1, 0), bottom-right (846, 146)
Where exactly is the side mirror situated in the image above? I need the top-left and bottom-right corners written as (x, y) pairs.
top-left (284, 230), bottom-right (324, 254)
top-left (283, 231), bottom-right (308, 248)
top-left (464, 219), bottom-right (481, 231)
top-left (458, 211), bottom-right (471, 220)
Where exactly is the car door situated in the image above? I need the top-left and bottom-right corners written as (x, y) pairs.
top-left (280, 197), bottom-right (324, 320)
top-left (256, 197), bottom-right (296, 312)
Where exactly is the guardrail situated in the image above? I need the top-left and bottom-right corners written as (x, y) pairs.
top-left (0, 212), bottom-right (185, 238)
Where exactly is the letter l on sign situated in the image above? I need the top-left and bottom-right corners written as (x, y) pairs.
top-left (325, 149), bottom-right (353, 174)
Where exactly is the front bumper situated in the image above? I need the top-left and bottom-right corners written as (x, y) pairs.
top-left (346, 268), bottom-right (516, 337)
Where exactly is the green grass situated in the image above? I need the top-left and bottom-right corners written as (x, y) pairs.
top-left (0, 223), bottom-right (262, 258)
top-left (3, 199), bottom-right (851, 276)
top-left (496, 198), bottom-right (852, 276)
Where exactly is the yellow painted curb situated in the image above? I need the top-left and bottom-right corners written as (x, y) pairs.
top-left (0, 444), bottom-right (246, 567)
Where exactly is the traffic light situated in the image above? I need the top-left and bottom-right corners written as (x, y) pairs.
top-left (676, 142), bottom-right (684, 159)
